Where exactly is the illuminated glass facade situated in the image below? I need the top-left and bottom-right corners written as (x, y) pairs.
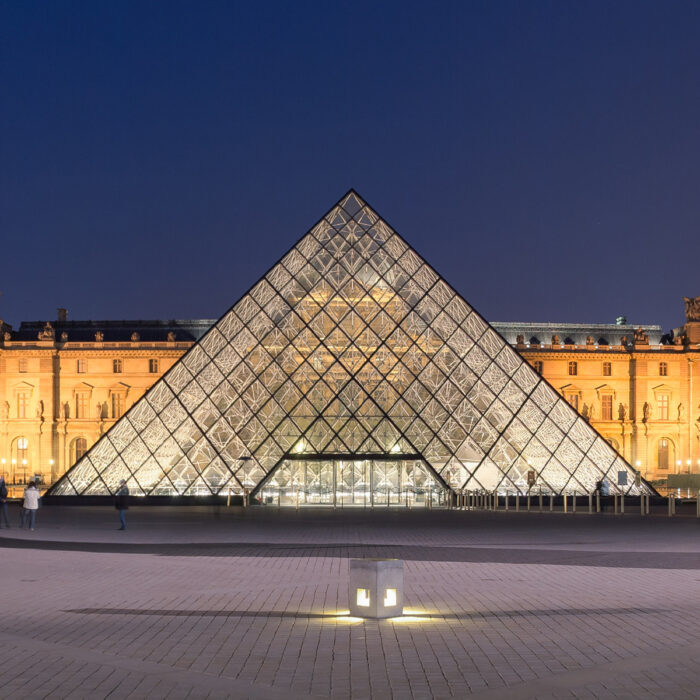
top-left (48, 191), bottom-right (650, 502)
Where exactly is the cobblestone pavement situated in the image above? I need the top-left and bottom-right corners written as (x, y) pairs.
top-left (2, 506), bottom-right (700, 699)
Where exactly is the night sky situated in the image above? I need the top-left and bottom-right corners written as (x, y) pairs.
top-left (2, 1), bottom-right (699, 333)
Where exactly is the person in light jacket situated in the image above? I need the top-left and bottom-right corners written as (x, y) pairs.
top-left (20, 481), bottom-right (40, 530)
top-left (115, 480), bottom-right (129, 530)
top-left (0, 475), bottom-right (10, 528)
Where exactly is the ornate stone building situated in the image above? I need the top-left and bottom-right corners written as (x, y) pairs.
top-left (0, 314), bottom-right (211, 488)
top-left (1, 300), bottom-right (699, 490)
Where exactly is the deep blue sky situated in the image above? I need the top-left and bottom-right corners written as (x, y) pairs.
top-left (2, 1), bottom-right (699, 332)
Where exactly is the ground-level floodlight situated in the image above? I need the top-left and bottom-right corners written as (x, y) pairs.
top-left (349, 558), bottom-right (403, 619)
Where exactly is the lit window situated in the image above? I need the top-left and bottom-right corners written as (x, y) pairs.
top-left (356, 588), bottom-right (370, 607)
top-left (602, 362), bottom-right (611, 377)
top-left (567, 394), bottom-right (579, 411)
top-left (532, 360), bottom-right (543, 374)
top-left (659, 362), bottom-right (668, 376)
top-left (113, 359), bottom-right (123, 373)
top-left (111, 393), bottom-right (124, 419)
top-left (384, 588), bottom-right (397, 607)
top-left (71, 437), bottom-right (88, 464)
top-left (75, 393), bottom-right (89, 419)
top-left (601, 395), bottom-right (613, 420)
top-left (658, 438), bottom-right (671, 470)
top-left (568, 361), bottom-right (577, 376)
top-left (658, 395), bottom-right (669, 420)
top-left (18, 359), bottom-right (28, 373)
top-left (149, 359), bottom-right (159, 373)
top-left (77, 359), bottom-right (87, 374)
top-left (16, 393), bottom-right (29, 418)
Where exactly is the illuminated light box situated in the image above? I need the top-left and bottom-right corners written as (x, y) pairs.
top-left (349, 558), bottom-right (403, 619)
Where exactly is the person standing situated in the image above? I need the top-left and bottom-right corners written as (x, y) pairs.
top-left (20, 481), bottom-right (40, 530)
top-left (0, 475), bottom-right (10, 528)
top-left (115, 480), bottom-right (129, 530)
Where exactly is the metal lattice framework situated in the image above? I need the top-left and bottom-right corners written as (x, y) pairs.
top-left (48, 191), bottom-right (651, 498)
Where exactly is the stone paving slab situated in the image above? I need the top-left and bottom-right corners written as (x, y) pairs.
top-left (2, 507), bottom-right (700, 699)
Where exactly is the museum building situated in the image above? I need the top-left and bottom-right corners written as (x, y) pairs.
top-left (1, 192), bottom-right (695, 501)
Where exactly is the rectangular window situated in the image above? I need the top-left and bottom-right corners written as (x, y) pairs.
top-left (568, 361), bottom-right (577, 376)
top-left (659, 362), bottom-right (668, 376)
top-left (18, 358), bottom-right (28, 373)
top-left (113, 359), bottom-right (123, 373)
top-left (17, 393), bottom-right (29, 418)
top-left (658, 395), bottom-right (669, 420)
top-left (75, 393), bottom-right (89, 419)
top-left (658, 439), bottom-right (670, 470)
top-left (77, 359), bottom-right (87, 374)
top-left (567, 394), bottom-right (579, 411)
top-left (532, 360), bottom-right (543, 374)
top-left (601, 395), bottom-right (613, 420)
top-left (111, 393), bottom-right (124, 419)
top-left (602, 362), bottom-right (611, 377)
top-left (149, 359), bottom-right (159, 373)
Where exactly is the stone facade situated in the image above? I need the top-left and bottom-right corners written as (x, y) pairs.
top-left (1, 308), bottom-right (698, 489)
top-left (0, 316), bottom-right (212, 486)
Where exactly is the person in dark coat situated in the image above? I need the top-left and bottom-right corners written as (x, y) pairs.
top-left (115, 479), bottom-right (129, 530)
top-left (0, 475), bottom-right (10, 528)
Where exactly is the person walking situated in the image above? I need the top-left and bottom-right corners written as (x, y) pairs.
top-left (20, 481), bottom-right (40, 530)
top-left (0, 475), bottom-right (10, 528)
top-left (115, 479), bottom-right (129, 530)
top-left (596, 476), bottom-right (610, 513)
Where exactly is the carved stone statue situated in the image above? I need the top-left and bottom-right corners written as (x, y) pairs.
top-left (586, 335), bottom-right (594, 345)
top-left (642, 402), bottom-right (651, 422)
top-left (516, 334), bottom-right (524, 345)
top-left (618, 403), bottom-right (627, 421)
top-left (131, 332), bottom-right (140, 342)
top-left (683, 296), bottom-right (700, 321)
top-left (95, 330), bottom-right (104, 342)
top-left (551, 334), bottom-right (560, 346)
top-left (59, 402), bottom-right (66, 420)
top-left (38, 322), bottom-right (55, 341)
top-left (3, 331), bottom-right (10, 341)
top-left (620, 336), bottom-right (628, 346)
top-left (167, 331), bottom-right (176, 342)
top-left (633, 327), bottom-right (648, 344)
top-left (35, 400), bottom-right (44, 420)
top-left (678, 403), bottom-right (686, 422)
top-left (60, 331), bottom-right (68, 341)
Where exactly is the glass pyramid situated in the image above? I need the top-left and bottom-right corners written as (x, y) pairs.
top-left (48, 191), bottom-right (650, 501)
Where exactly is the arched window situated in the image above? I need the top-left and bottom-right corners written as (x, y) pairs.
top-left (659, 362), bottom-right (668, 376)
top-left (529, 336), bottom-right (540, 345)
top-left (70, 437), bottom-right (88, 465)
top-left (598, 337), bottom-right (609, 346)
top-left (657, 438), bottom-right (674, 470)
top-left (564, 337), bottom-right (575, 345)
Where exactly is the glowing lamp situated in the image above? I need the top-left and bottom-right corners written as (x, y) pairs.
top-left (349, 558), bottom-right (403, 619)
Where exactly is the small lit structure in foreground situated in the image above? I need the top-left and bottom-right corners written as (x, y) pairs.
top-left (349, 558), bottom-right (403, 619)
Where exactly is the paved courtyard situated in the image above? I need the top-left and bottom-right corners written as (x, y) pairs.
top-left (2, 505), bottom-right (700, 699)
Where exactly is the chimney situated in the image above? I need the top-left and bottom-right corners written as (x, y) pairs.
top-left (57, 308), bottom-right (67, 322)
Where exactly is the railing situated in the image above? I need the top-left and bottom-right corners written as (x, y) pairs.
top-left (449, 489), bottom-right (700, 518)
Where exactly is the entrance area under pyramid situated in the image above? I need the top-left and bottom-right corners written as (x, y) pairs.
top-left (48, 191), bottom-right (651, 504)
